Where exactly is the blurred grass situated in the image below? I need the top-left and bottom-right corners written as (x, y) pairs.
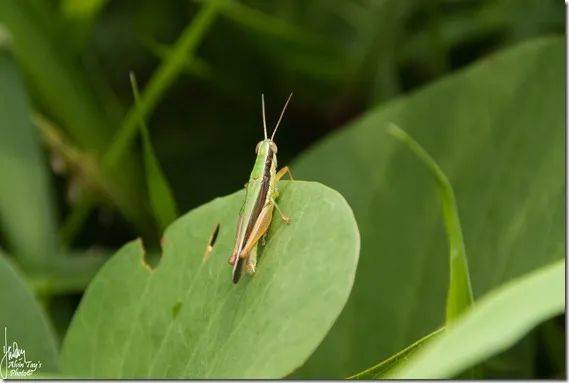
top-left (0, 0), bottom-right (151, 239)
top-left (130, 72), bottom-right (179, 232)
top-left (103, 0), bottom-right (221, 168)
top-left (61, 0), bottom-right (221, 244)
top-left (0, 0), bottom-right (113, 150)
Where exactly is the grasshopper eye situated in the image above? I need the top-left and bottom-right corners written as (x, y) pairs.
top-left (269, 141), bottom-right (278, 153)
top-left (255, 141), bottom-right (262, 153)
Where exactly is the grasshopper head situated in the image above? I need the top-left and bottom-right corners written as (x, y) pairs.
top-left (255, 139), bottom-right (278, 154)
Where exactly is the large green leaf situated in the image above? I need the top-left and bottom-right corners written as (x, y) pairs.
top-left (392, 259), bottom-right (565, 378)
top-left (292, 37), bottom-right (564, 377)
top-left (60, 181), bottom-right (359, 378)
top-left (0, 254), bottom-right (58, 376)
top-left (0, 51), bottom-right (58, 265)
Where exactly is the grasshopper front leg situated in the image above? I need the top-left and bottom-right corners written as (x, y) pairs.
top-left (276, 166), bottom-right (293, 182)
top-left (272, 166), bottom-right (293, 223)
top-left (273, 166), bottom-right (293, 198)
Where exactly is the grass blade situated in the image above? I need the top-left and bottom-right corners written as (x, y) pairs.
top-left (390, 259), bottom-right (565, 378)
top-left (216, 0), bottom-right (321, 44)
top-left (104, 1), bottom-right (221, 168)
top-left (130, 73), bottom-right (178, 232)
top-left (387, 123), bottom-right (473, 323)
top-left (141, 37), bottom-right (213, 80)
top-left (348, 327), bottom-right (445, 379)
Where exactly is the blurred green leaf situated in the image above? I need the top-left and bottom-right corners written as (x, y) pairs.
top-left (33, 114), bottom-right (115, 204)
top-left (355, 0), bottom-right (414, 103)
top-left (216, 0), bottom-right (324, 45)
top-left (292, 37), bottom-right (564, 378)
top-left (130, 73), bottom-right (178, 232)
top-left (387, 124), bottom-right (473, 323)
top-left (0, 51), bottom-right (58, 265)
top-left (62, 0), bottom-right (221, 242)
top-left (0, 253), bottom-right (58, 376)
top-left (349, 327), bottom-right (444, 379)
top-left (60, 0), bottom-right (110, 51)
top-left (0, 0), bottom-right (152, 240)
top-left (215, 1), bottom-right (347, 86)
top-left (475, 331), bottom-right (536, 378)
top-left (60, 0), bottom-right (109, 21)
top-left (391, 259), bottom-right (565, 378)
top-left (61, 181), bottom-right (359, 378)
top-left (535, 317), bottom-right (565, 378)
top-left (0, 0), bottom-right (113, 151)
top-left (26, 250), bottom-right (110, 296)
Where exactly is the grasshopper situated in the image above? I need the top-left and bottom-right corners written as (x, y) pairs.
top-left (228, 94), bottom-right (293, 283)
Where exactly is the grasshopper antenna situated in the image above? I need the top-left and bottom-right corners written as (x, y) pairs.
top-left (261, 93), bottom-right (268, 140)
top-left (271, 92), bottom-right (293, 141)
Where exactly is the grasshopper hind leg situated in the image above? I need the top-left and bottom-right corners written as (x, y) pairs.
top-left (245, 245), bottom-right (258, 275)
top-left (232, 254), bottom-right (244, 283)
top-left (232, 205), bottom-right (272, 283)
top-left (260, 232), bottom-right (268, 246)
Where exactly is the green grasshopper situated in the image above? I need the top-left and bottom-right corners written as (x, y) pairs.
top-left (228, 94), bottom-right (293, 283)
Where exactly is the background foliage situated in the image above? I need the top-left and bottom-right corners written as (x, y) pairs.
top-left (0, 0), bottom-right (564, 379)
